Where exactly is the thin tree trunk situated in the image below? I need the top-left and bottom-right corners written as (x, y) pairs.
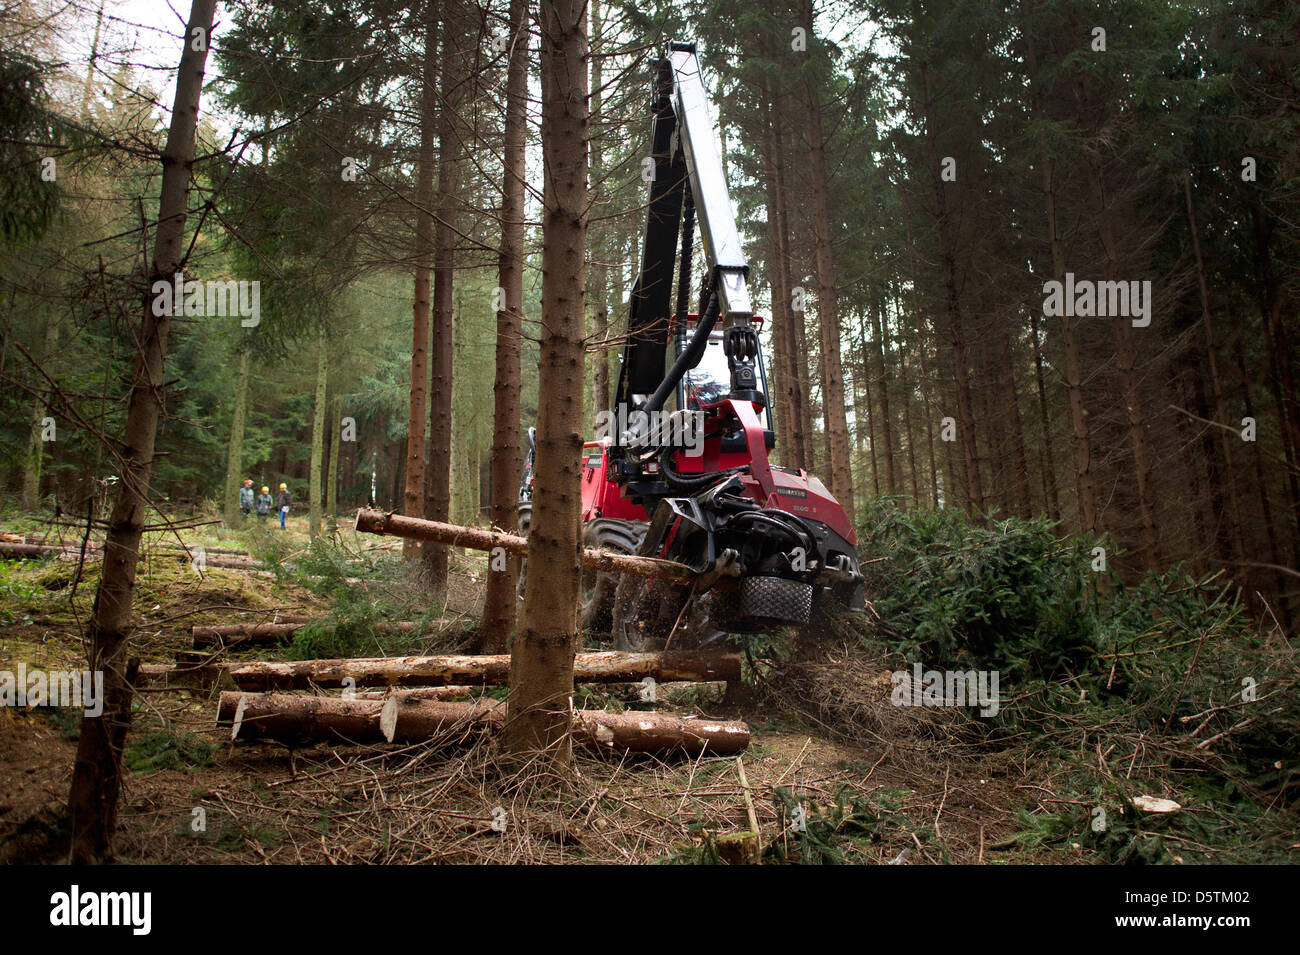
top-left (760, 86), bottom-right (802, 472)
top-left (871, 296), bottom-right (898, 495)
top-left (1020, 0), bottom-right (1094, 532)
top-left (504, 0), bottom-right (588, 764)
top-left (801, 1), bottom-right (854, 516)
top-left (772, 117), bottom-right (812, 470)
top-left (480, 0), bottom-right (528, 654)
top-left (222, 346), bottom-right (250, 525)
top-left (905, 222), bottom-right (940, 508)
top-left (403, 0), bottom-right (438, 558)
top-left (919, 64), bottom-right (983, 515)
top-left (326, 393), bottom-right (341, 535)
top-left (423, 0), bottom-right (461, 593)
top-left (22, 311), bottom-right (58, 510)
top-left (1234, 330), bottom-right (1292, 630)
top-left (894, 297), bottom-right (920, 505)
top-left (1184, 171), bottom-right (1244, 568)
top-left (1248, 195), bottom-right (1300, 558)
top-left (857, 309), bottom-right (880, 497)
top-left (1028, 310), bottom-right (1061, 522)
top-left (995, 327), bottom-right (1031, 517)
top-left (1110, 299), bottom-right (1161, 568)
top-left (66, 0), bottom-right (216, 863)
top-left (309, 328), bottom-right (327, 539)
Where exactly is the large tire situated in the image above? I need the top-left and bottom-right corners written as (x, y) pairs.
top-left (581, 519), bottom-right (646, 636)
top-left (611, 504), bottom-right (694, 651)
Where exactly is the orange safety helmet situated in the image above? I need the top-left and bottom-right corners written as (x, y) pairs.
top-left (243, 479), bottom-right (253, 487)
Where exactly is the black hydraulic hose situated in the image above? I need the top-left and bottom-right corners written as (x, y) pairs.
top-left (644, 290), bottom-right (719, 416)
top-left (659, 446), bottom-right (746, 490)
top-left (731, 510), bottom-right (816, 554)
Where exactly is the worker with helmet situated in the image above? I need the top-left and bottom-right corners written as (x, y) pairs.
top-left (239, 479), bottom-right (254, 517)
top-left (255, 485), bottom-right (272, 521)
top-left (277, 483), bottom-right (292, 529)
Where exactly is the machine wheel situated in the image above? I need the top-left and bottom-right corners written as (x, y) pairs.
top-left (611, 504), bottom-right (694, 651)
top-left (581, 519), bottom-right (646, 636)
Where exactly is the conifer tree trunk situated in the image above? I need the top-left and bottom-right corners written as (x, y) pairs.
top-left (870, 296), bottom-right (898, 495)
top-left (772, 119), bottom-right (813, 470)
top-left (920, 63), bottom-right (983, 515)
top-left (326, 392), bottom-right (341, 535)
top-left (801, 0), bottom-right (854, 515)
top-left (505, 0), bottom-right (587, 763)
top-left (404, 0), bottom-right (438, 558)
top-left (481, 0), bottom-right (528, 654)
top-left (1028, 310), bottom-right (1061, 521)
top-left (309, 328), bottom-right (327, 538)
top-left (423, 0), bottom-right (462, 593)
top-left (1019, 1), bottom-right (1094, 531)
top-left (1183, 171), bottom-right (1244, 567)
top-left (66, 0), bottom-right (216, 862)
top-left (222, 345), bottom-right (250, 525)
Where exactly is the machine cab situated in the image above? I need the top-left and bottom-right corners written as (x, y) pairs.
top-left (671, 312), bottom-right (776, 451)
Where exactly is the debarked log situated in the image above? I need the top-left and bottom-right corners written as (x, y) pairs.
top-left (354, 509), bottom-right (695, 585)
top-left (227, 649), bottom-right (741, 691)
top-left (216, 691), bottom-right (749, 754)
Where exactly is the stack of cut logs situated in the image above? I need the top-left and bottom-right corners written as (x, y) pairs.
top-left (154, 510), bottom-right (751, 756)
top-left (194, 648), bottom-right (749, 755)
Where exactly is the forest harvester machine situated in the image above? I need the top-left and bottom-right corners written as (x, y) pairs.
top-left (519, 42), bottom-right (864, 650)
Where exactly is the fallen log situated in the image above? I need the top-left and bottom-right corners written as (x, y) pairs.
top-left (0, 542), bottom-right (55, 558)
top-left (354, 685), bottom-right (479, 702)
top-left (0, 540), bottom-right (262, 570)
top-left (217, 691), bottom-right (749, 754)
top-left (135, 662), bottom-right (226, 691)
top-left (193, 619), bottom-right (421, 648)
top-left (355, 509), bottom-right (695, 585)
top-left (227, 649), bottom-right (741, 691)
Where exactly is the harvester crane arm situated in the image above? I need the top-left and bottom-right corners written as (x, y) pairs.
top-left (614, 41), bottom-right (763, 438)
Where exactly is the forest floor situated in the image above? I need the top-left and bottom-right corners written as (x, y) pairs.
top-left (0, 511), bottom-right (1294, 864)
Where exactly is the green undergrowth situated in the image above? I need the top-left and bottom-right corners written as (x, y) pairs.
top-left (846, 498), bottom-right (1299, 863)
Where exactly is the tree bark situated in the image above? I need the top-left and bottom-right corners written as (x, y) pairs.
top-left (309, 327), bottom-right (328, 538)
top-left (355, 509), bottom-right (693, 584)
top-left (228, 649), bottom-right (740, 691)
top-left (403, 0), bottom-right (438, 559)
top-left (219, 692), bottom-right (750, 755)
top-left (1020, 0), bottom-right (1094, 532)
top-left (222, 345), bottom-right (250, 525)
top-left (65, 0), bottom-right (217, 863)
top-left (480, 0), bottom-right (528, 654)
top-left (1028, 309), bottom-right (1061, 521)
top-left (1183, 171), bottom-right (1244, 569)
top-left (422, 0), bottom-right (461, 593)
top-left (801, 1), bottom-right (854, 516)
top-left (871, 297), bottom-right (898, 495)
top-left (773, 116), bottom-right (813, 470)
top-left (760, 80), bottom-right (805, 473)
top-left (326, 392), bottom-right (341, 534)
top-left (919, 63), bottom-right (983, 515)
top-left (504, 0), bottom-right (588, 764)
